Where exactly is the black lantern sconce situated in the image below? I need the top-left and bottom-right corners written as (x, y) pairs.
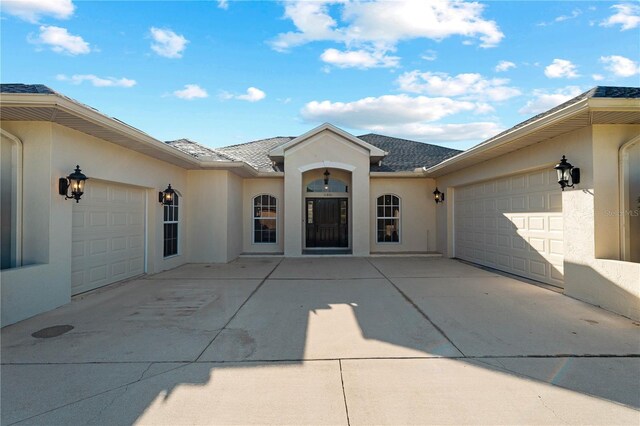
top-left (433, 187), bottom-right (445, 204)
top-left (323, 169), bottom-right (330, 191)
top-left (59, 165), bottom-right (88, 203)
top-left (159, 184), bottom-right (176, 205)
top-left (554, 155), bottom-right (580, 191)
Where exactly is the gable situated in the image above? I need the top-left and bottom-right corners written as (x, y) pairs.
top-left (268, 123), bottom-right (386, 164)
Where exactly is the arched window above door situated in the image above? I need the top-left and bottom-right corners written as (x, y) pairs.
top-left (306, 179), bottom-right (348, 193)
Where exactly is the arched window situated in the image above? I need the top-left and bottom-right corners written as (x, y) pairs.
top-left (377, 195), bottom-right (400, 243)
top-left (163, 193), bottom-right (179, 257)
top-left (253, 195), bottom-right (277, 243)
top-left (306, 179), bottom-right (348, 193)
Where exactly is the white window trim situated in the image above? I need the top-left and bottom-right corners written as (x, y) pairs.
top-left (252, 194), bottom-right (278, 245)
top-left (619, 135), bottom-right (640, 261)
top-left (1, 129), bottom-right (23, 268)
top-left (376, 194), bottom-right (401, 244)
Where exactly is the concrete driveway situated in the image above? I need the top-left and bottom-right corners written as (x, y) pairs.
top-left (2, 257), bottom-right (639, 425)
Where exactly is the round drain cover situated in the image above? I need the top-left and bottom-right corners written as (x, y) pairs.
top-left (31, 325), bottom-right (74, 338)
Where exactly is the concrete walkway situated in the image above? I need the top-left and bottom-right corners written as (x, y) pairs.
top-left (1, 257), bottom-right (639, 425)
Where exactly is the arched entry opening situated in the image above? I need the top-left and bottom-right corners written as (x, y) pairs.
top-left (302, 168), bottom-right (351, 252)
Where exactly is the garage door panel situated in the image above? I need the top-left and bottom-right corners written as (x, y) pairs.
top-left (455, 168), bottom-right (564, 287)
top-left (72, 181), bottom-right (145, 295)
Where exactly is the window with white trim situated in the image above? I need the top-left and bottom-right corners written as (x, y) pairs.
top-left (163, 194), bottom-right (179, 257)
top-left (377, 195), bottom-right (400, 243)
top-left (253, 195), bottom-right (277, 244)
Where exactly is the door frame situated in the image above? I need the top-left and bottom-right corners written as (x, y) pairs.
top-left (303, 193), bottom-right (351, 251)
top-left (305, 197), bottom-right (349, 248)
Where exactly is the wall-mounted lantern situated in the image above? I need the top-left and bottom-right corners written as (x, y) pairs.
top-left (433, 187), bottom-right (445, 203)
top-left (159, 184), bottom-right (175, 205)
top-left (59, 165), bottom-right (88, 203)
top-left (323, 169), bottom-right (330, 191)
top-left (554, 155), bottom-right (580, 191)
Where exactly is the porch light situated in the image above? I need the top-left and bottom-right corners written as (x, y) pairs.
top-left (159, 184), bottom-right (175, 205)
top-left (58, 165), bottom-right (88, 203)
top-left (323, 169), bottom-right (330, 191)
top-left (433, 187), bottom-right (445, 203)
top-left (554, 155), bottom-right (580, 191)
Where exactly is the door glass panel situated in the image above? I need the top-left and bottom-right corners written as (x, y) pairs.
top-left (307, 200), bottom-right (314, 224)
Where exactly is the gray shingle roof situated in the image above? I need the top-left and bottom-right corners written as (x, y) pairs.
top-left (164, 139), bottom-right (240, 162)
top-left (358, 134), bottom-right (462, 171)
top-left (188, 134), bottom-right (461, 172)
top-left (217, 137), bottom-right (295, 171)
top-left (0, 84), bottom-right (58, 94)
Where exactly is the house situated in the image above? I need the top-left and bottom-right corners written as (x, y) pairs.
top-left (1, 84), bottom-right (639, 327)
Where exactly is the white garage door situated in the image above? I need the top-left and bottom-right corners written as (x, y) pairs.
top-left (454, 168), bottom-right (564, 287)
top-left (71, 181), bottom-right (145, 295)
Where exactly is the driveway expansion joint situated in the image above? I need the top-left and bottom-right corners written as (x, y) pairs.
top-left (365, 258), bottom-right (468, 358)
top-left (193, 258), bottom-right (284, 362)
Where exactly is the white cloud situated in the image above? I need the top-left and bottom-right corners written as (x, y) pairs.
top-left (56, 74), bottom-right (136, 87)
top-left (150, 27), bottom-right (188, 58)
top-left (396, 71), bottom-right (521, 102)
top-left (367, 122), bottom-right (504, 142)
top-left (217, 0), bottom-right (228, 10)
top-left (555, 8), bottom-right (582, 22)
top-left (237, 87), bottom-right (266, 102)
top-left (592, 74), bottom-right (605, 81)
top-left (320, 48), bottom-right (399, 69)
top-left (600, 55), bottom-right (640, 77)
top-left (174, 84), bottom-right (208, 100)
top-left (601, 3), bottom-right (640, 30)
top-left (495, 60), bottom-right (516, 72)
top-left (31, 25), bottom-right (90, 55)
top-left (544, 59), bottom-right (579, 78)
top-left (301, 94), bottom-right (501, 142)
top-left (270, 0), bottom-right (504, 64)
top-left (301, 94), bottom-right (487, 127)
top-left (1, 0), bottom-right (74, 23)
top-left (220, 87), bottom-right (266, 102)
top-left (421, 50), bottom-right (437, 61)
top-left (518, 86), bottom-right (583, 115)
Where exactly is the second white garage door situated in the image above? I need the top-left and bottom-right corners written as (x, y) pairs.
top-left (71, 181), bottom-right (145, 295)
top-left (454, 168), bottom-right (564, 287)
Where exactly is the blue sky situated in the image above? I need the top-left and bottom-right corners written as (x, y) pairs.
top-left (1, 0), bottom-right (639, 150)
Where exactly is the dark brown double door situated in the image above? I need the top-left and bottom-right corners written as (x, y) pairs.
top-left (306, 198), bottom-right (348, 248)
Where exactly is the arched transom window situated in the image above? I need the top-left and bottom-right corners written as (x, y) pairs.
top-left (253, 195), bottom-right (277, 244)
top-left (377, 195), bottom-right (400, 243)
top-left (306, 179), bottom-right (348, 193)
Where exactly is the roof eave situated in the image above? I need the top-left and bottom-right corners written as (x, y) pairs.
top-left (423, 97), bottom-right (591, 177)
top-left (1, 93), bottom-right (201, 168)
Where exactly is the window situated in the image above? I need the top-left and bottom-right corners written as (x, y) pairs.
top-left (377, 195), bottom-right (400, 243)
top-left (163, 193), bottom-right (179, 257)
top-left (306, 179), bottom-right (348, 193)
top-left (254, 195), bottom-right (277, 243)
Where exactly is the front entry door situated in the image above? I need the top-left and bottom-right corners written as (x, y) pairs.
top-left (306, 198), bottom-right (348, 248)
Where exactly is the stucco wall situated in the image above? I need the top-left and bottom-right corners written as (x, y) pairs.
top-left (435, 124), bottom-right (640, 320)
top-left (243, 178), bottom-right (284, 254)
top-left (283, 130), bottom-right (371, 256)
top-left (370, 177), bottom-right (437, 253)
top-left (226, 172), bottom-right (244, 261)
top-left (186, 170), bottom-right (228, 263)
top-left (0, 121), bottom-right (189, 326)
